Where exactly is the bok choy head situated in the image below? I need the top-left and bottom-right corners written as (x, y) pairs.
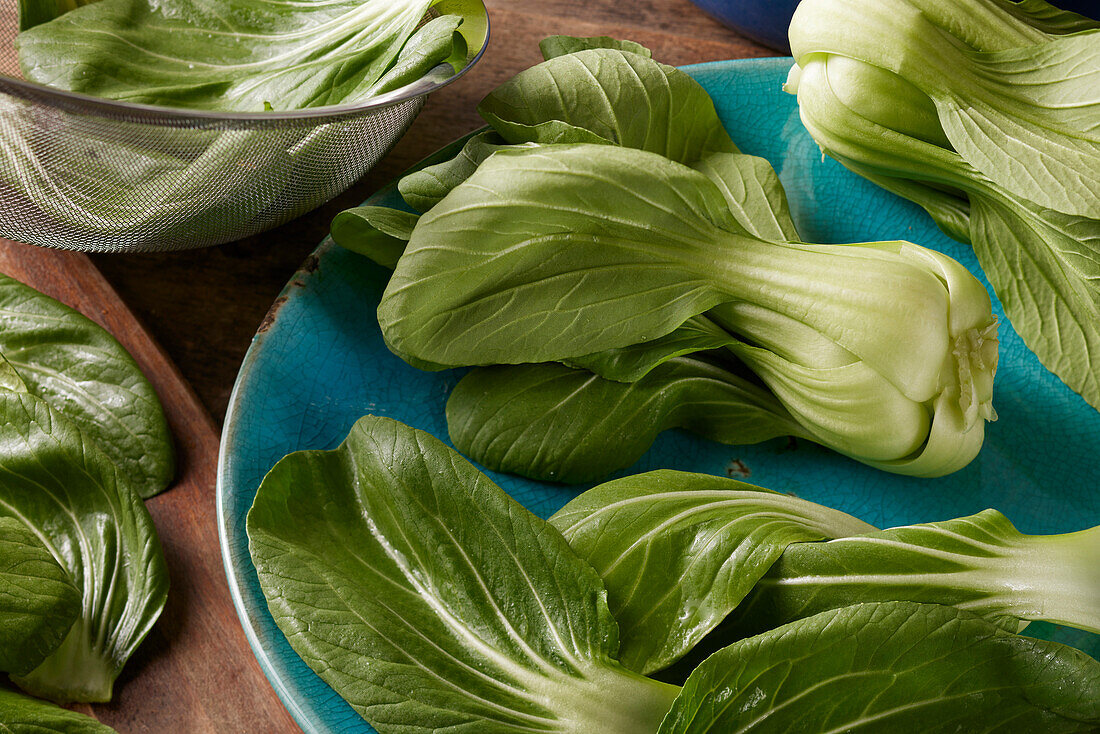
top-left (379, 142), bottom-right (999, 477)
top-left (786, 0), bottom-right (1100, 409)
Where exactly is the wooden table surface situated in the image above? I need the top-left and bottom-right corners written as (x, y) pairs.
top-left (66, 1), bottom-right (775, 730)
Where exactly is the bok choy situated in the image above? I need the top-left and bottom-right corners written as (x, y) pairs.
top-left (786, 0), bottom-right (1100, 408)
top-left (247, 415), bottom-right (681, 733)
top-left (0, 273), bottom-right (174, 499)
top-left (552, 470), bottom-right (1100, 674)
top-left (727, 508), bottom-right (1100, 639)
top-left (0, 687), bottom-right (118, 732)
top-left (338, 37), bottom-right (1000, 480)
top-left (17, 0), bottom-right (475, 111)
top-left (0, 517), bottom-right (80, 677)
top-left (379, 142), bottom-right (998, 478)
top-left (248, 415), bottom-right (1100, 733)
top-left (0, 390), bottom-right (167, 703)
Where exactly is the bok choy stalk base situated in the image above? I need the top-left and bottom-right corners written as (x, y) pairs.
top-left (728, 510), bottom-right (1100, 639)
top-left (337, 37), bottom-right (1001, 481)
top-left (786, 0), bottom-right (1100, 409)
top-left (247, 415), bottom-right (1100, 733)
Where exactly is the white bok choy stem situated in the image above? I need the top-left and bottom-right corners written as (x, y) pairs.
top-left (729, 509), bottom-right (1100, 638)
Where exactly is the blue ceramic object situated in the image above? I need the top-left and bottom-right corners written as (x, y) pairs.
top-left (218, 57), bottom-right (1100, 734)
top-left (692, 0), bottom-right (800, 52)
top-left (690, 0), bottom-right (1098, 54)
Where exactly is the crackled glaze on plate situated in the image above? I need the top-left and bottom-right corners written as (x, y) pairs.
top-left (218, 58), bottom-right (1100, 734)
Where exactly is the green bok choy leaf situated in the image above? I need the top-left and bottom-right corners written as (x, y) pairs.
top-left (17, 0), bottom-right (95, 31)
top-left (728, 508), bottom-right (1100, 638)
top-left (0, 686), bottom-right (118, 732)
top-left (447, 357), bottom-right (809, 484)
top-left (663, 601), bottom-right (1100, 734)
top-left (16, 0), bottom-right (474, 111)
top-left (0, 273), bottom-right (174, 498)
top-left (0, 517), bottom-right (80, 677)
top-left (549, 471), bottom-right (876, 673)
top-left (337, 37), bottom-right (1000, 480)
top-left (0, 390), bottom-right (167, 703)
top-left (388, 38), bottom-right (739, 219)
top-left (248, 415), bottom-right (680, 733)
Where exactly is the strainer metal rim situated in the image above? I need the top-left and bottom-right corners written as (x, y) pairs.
top-left (0, 0), bottom-right (489, 127)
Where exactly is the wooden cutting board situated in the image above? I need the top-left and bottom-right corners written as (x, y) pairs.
top-left (0, 240), bottom-right (299, 733)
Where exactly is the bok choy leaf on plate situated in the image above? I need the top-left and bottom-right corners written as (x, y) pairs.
top-left (553, 471), bottom-right (1100, 675)
top-left (247, 415), bottom-right (681, 733)
top-left (247, 415), bottom-right (1100, 733)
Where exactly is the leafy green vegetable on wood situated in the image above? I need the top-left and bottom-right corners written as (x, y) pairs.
top-left (0, 273), bottom-right (173, 498)
top-left (663, 601), bottom-right (1100, 734)
top-left (0, 391), bottom-right (167, 703)
top-left (0, 686), bottom-right (118, 733)
top-left (0, 517), bottom-right (80, 677)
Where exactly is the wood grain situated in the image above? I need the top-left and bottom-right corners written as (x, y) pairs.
top-left (0, 241), bottom-right (299, 733)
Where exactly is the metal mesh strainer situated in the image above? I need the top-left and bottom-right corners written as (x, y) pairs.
top-left (0, 0), bottom-right (488, 252)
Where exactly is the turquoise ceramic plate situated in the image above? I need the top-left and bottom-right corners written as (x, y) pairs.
top-left (217, 57), bottom-right (1100, 734)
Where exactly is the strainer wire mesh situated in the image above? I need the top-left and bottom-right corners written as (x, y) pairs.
top-left (0, 0), bottom-right (485, 252)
